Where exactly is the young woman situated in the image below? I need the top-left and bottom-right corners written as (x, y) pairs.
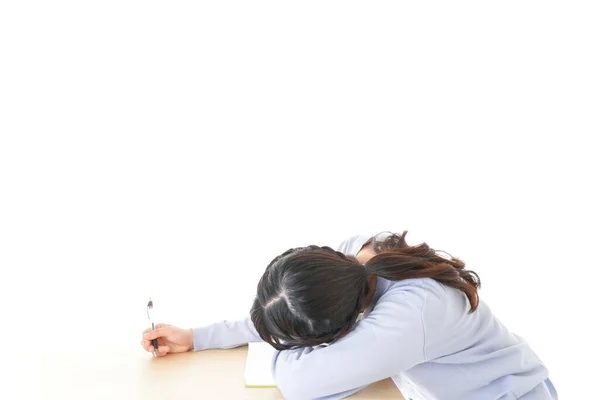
top-left (141, 232), bottom-right (558, 400)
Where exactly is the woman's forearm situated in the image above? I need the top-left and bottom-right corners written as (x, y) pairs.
top-left (192, 315), bottom-right (262, 351)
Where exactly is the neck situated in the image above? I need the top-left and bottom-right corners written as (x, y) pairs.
top-left (356, 246), bottom-right (377, 264)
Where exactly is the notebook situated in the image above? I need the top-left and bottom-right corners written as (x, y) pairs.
top-left (244, 342), bottom-right (277, 388)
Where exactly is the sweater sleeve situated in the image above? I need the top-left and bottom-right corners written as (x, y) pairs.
top-left (192, 315), bottom-right (263, 351)
top-left (270, 284), bottom-right (427, 400)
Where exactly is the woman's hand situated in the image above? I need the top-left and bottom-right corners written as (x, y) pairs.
top-left (141, 323), bottom-right (194, 357)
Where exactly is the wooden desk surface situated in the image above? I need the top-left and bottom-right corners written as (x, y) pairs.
top-left (18, 345), bottom-right (404, 399)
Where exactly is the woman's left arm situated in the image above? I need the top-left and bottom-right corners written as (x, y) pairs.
top-left (271, 286), bottom-right (427, 400)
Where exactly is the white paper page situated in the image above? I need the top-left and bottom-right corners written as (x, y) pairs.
top-left (244, 342), bottom-right (277, 388)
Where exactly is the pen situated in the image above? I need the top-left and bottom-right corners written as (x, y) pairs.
top-left (146, 297), bottom-right (158, 357)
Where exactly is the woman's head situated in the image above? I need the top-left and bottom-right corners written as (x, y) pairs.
top-left (251, 231), bottom-right (481, 350)
top-left (250, 245), bottom-right (370, 350)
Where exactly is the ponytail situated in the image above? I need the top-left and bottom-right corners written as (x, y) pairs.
top-left (365, 232), bottom-right (481, 312)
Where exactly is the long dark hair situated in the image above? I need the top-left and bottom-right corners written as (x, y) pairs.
top-left (250, 231), bottom-right (480, 350)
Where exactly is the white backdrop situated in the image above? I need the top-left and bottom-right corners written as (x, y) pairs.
top-left (1, 1), bottom-right (598, 399)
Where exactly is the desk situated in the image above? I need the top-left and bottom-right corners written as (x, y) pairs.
top-left (21, 345), bottom-right (405, 399)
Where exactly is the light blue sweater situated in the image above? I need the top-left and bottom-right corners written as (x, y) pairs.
top-left (192, 235), bottom-right (558, 400)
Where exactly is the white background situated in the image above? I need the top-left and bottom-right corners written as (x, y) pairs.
top-left (1, 1), bottom-right (598, 399)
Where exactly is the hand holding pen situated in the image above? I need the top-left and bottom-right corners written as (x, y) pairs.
top-left (142, 299), bottom-right (194, 357)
